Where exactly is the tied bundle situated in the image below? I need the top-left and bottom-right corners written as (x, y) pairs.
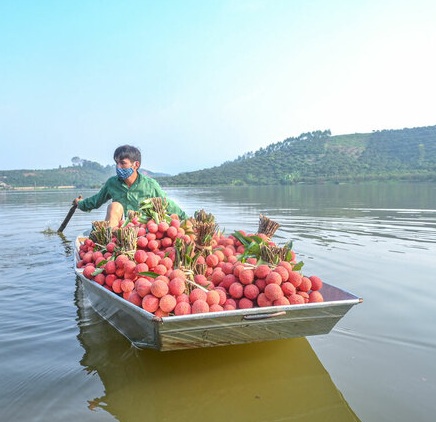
top-left (192, 209), bottom-right (218, 254)
top-left (173, 237), bottom-right (208, 293)
top-left (259, 242), bottom-right (295, 266)
top-left (139, 197), bottom-right (169, 223)
top-left (89, 221), bottom-right (112, 247)
top-left (257, 214), bottom-right (280, 238)
top-left (113, 225), bottom-right (139, 258)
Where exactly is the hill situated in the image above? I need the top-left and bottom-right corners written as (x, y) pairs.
top-left (1, 125), bottom-right (436, 189)
top-left (0, 161), bottom-right (168, 190)
top-left (157, 126), bottom-right (436, 186)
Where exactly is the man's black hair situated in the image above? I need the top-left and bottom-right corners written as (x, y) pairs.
top-left (113, 145), bottom-right (141, 165)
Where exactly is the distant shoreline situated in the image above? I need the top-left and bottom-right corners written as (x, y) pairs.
top-left (1, 186), bottom-right (76, 191)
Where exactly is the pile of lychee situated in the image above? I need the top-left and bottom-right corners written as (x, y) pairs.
top-left (76, 215), bottom-right (324, 317)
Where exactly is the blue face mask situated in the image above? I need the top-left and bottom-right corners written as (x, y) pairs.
top-left (116, 167), bottom-right (134, 180)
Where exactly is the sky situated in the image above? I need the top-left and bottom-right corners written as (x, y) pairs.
top-left (1, 0), bottom-right (436, 174)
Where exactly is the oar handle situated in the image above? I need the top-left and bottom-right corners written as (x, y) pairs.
top-left (57, 196), bottom-right (82, 233)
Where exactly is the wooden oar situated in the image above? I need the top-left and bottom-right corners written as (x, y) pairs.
top-left (57, 196), bottom-right (81, 233)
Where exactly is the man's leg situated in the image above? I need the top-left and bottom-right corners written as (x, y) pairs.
top-left (106, 202), bottom-right (124, 228)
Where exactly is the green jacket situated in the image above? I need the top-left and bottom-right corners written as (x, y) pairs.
top-left (78, 173), bottom-right (188, 220)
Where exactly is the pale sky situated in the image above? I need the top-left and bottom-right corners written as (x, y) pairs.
top-left (1, 0), bottom-right (436, 174)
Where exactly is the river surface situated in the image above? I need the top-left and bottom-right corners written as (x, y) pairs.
top-left (0, 182), bottom-right (435, 422)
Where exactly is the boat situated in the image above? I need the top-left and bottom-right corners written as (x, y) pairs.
top-left (75, 236), bottom-right (362, 351)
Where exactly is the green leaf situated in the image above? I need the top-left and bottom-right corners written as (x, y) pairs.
top-left (232, 231), bottom-right (252, 246)
top-left (91, 268), bottom-right (104, 276)
top-left (284, 250), bottom-right (293, 262)
top-left (96, 259), bottom-right (108, 268)
top-left (138, 215), bottom-right (149, 224)
top-left (249, 234), bottom-right (267, 244)
top-left (245, 242), bottom-right (261, 255)
top-left (138, 271), bottom-right (159, 278)
top-left (292, 261), bottom-right (304, 271)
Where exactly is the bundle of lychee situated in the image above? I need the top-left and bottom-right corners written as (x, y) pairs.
top-left (76, 202), bottom-right (324, 317)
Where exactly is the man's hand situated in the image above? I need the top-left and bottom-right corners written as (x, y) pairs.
top-left (73, 195), bottom-right (82, 206)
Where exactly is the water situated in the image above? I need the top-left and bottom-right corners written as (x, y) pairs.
top-left (0, 182), bottom-right (435, 422)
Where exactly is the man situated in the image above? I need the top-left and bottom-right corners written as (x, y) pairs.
top-left (73, 145), bottom-right (188, 227)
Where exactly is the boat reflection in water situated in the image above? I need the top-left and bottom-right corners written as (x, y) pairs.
top-left (75, 280), bottom-right (360, 422)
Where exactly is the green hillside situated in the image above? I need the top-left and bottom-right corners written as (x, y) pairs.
top-left (1, 125), bottom-right (436, 189)
top-left (0, 160), bottom-right (166, 190)
top-left (157, 126), bottom-right (436, 186)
